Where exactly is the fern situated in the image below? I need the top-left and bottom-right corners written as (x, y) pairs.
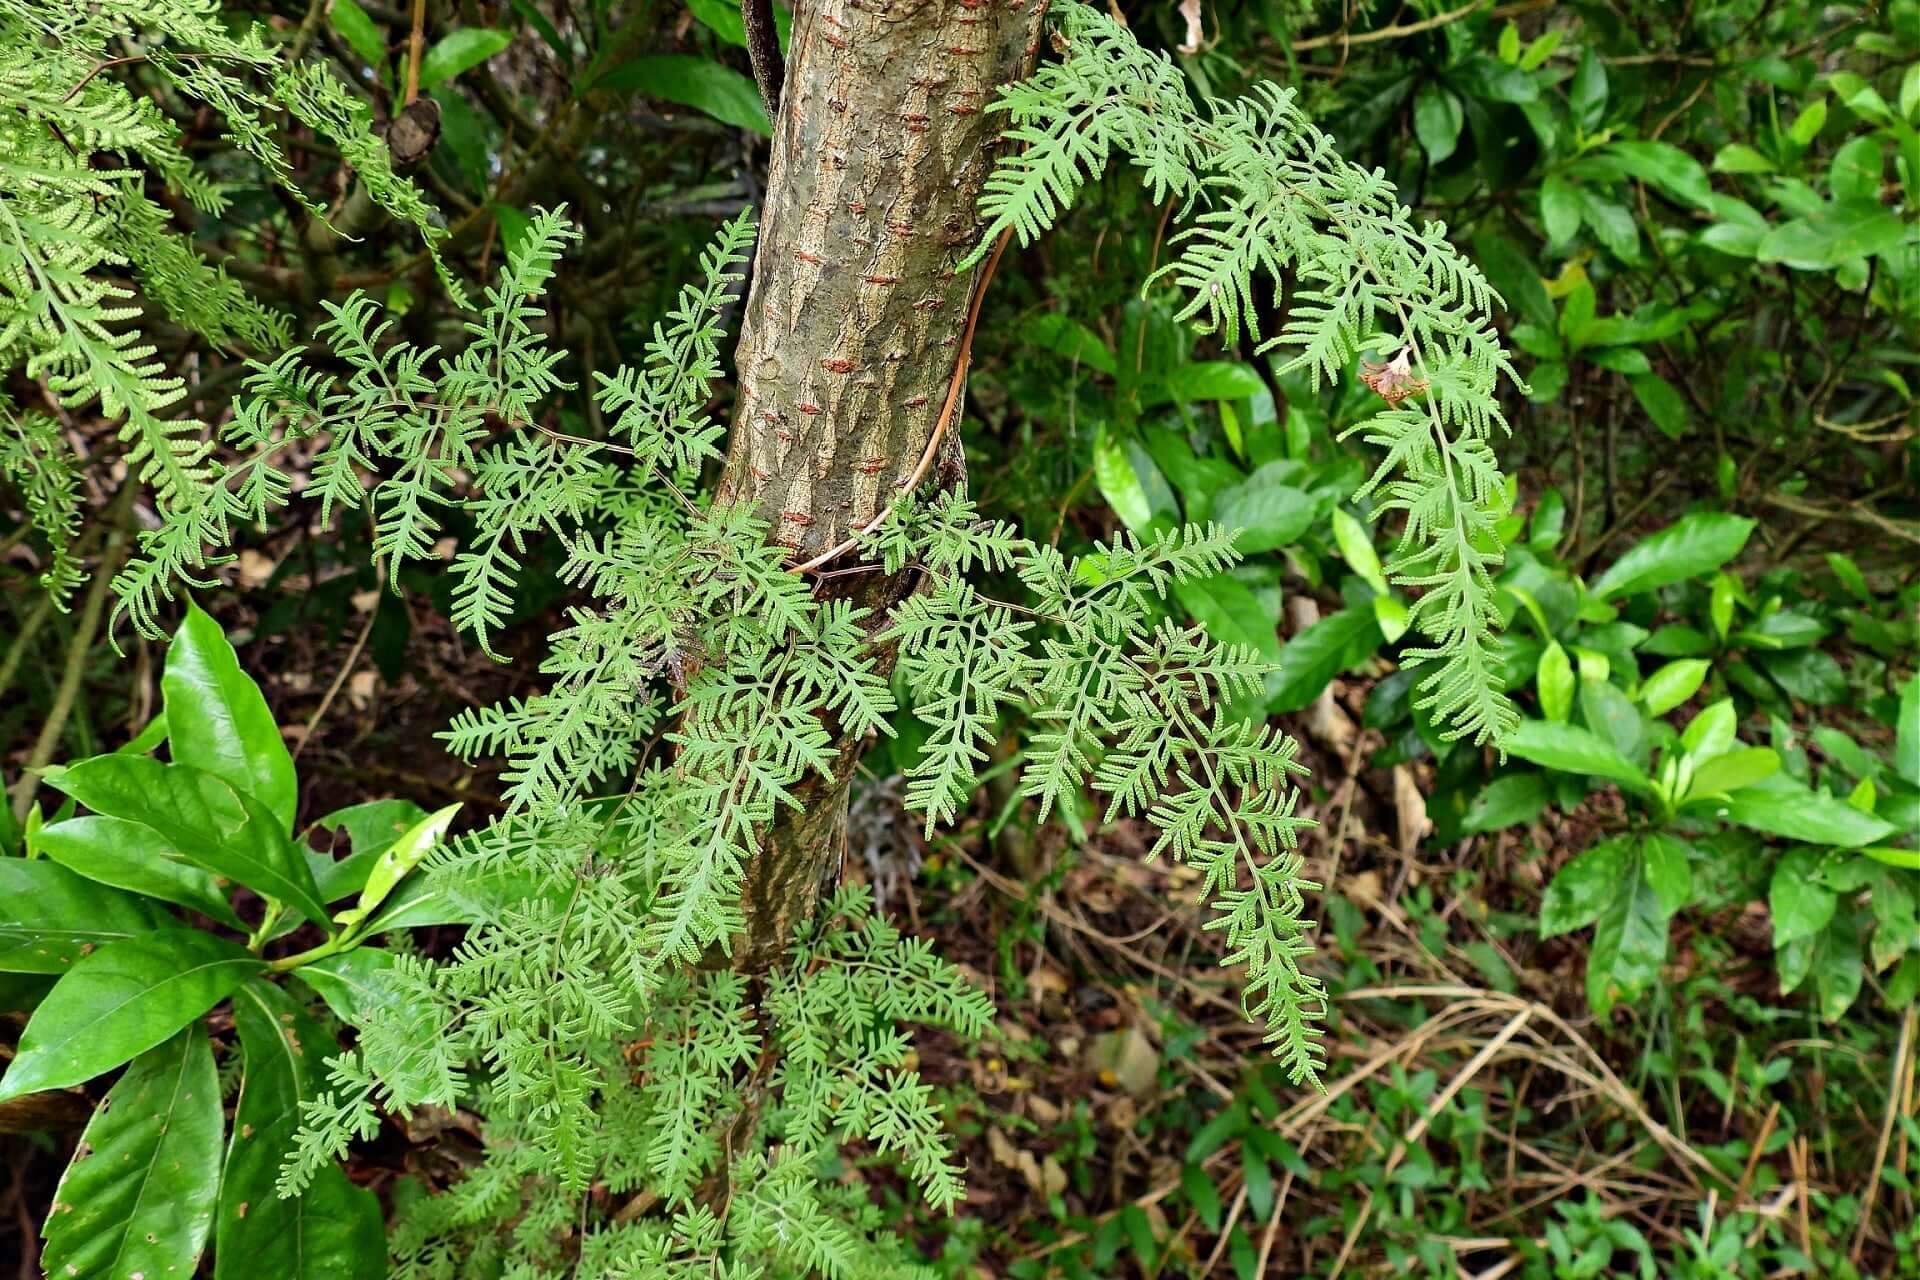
top-left (965, 2), bottom-right (1522, 745)
top-left (0, 0), bottom-right (452, 610)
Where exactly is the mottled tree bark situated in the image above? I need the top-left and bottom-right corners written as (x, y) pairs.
top-left (717, 0), bottom-right (1044, 969)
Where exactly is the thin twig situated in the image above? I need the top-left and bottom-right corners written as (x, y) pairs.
top-left (8, 485), bottom-right (135, 823)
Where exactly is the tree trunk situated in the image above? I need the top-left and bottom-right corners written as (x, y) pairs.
top-left (716, 0), bottom-right (1044, 969)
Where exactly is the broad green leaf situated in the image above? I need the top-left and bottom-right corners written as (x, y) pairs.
top-left (1413, 82), bottom-right (1463, 163)
top-left (1627, 372), bottom-right (1687, 439)
top-left (1712, 143), bottom-right (1775, 174)
top-left (45, 756), bottom-right (328, 926)
top-left (686, 0), bottom-right (790, 49)
top-left (1641, 833), bottom-right (1693, 916)
top-left (120, 711), bottom-right (168, 755)
top-left (1758, 648), bottom-right (1847, 704)
top-left (334, 803), bottom-right (461, 929)
top-left (1472, 231), bottom-right (1554, 329)
top-left (1029, 313), bottom-right (1118, 375)
top-left (593, 55), bottom-right (771, 135)
top-left (1758, 200), bottom-right (1908, 269)
top-left (1536, 641), bottom-right (1574, 723)
top-left (40, 1025), bottom-right (221, 1280)
top-left (310, 798), bottom-right (431, 903)
top-left (1769, 847), bottom-right (1836, 944)
top-left (1897, 676), bottom-right (1918, 788)
top-left (1541, 835), bottom-right (1634, 936)
top-left (1330, 508), bottom-right (1388, 595)
top-left (1721, 774), bottom-right (1898, 848)
top-left (1603, 140), bottom-right (1712, 208)
top-left (1684, 747), bottom-right (1780, 801)
top-left (0, 859), bottom-right (165, 974)
top-left (0, 930), bottom-right (262, 1101)
top-left (687, 0), bottom-right (749, 43)
top-left (1569, 48), bottom-right (1607, 131)
top-left (1640, 659), bottom-right (1709, 716)
top-left (217, 982), bottom-right (383, 1280)
top-left (165, 602), bottom-right (297, 833)
top-left (1540, 174), bottom-right (1583, 244)
top-left (1589, 513), bottom-right (1756, 600)
top-left (1461, 773), bottom-right (1550, 836)
top-left (35, 816), bottom-right (242, 928)
top-left (329, 0), bottom-right (388, 70)
top-left (1371, 594), bottom-right (1410, 644)
top-left (1829, 136), bottom-right (1884, 204)
top-left (1505, 720), bottom-right (1652, 793)
top-left (357, 863), bottom-right (561, 935)
top-left (1093, 428), bottom-right (1154, 533)
top-left (1267, 607), bottom-right (1381, 715)
top-left (1588, 875), bottom-right (1666, 1014)
top-left (292, 948), bottom-right (403, 1024)
top-left (418, 27), bottom-right (512, 88)
top-left (1577, 678), bottom-right (1649, 771)
top-left (1210, 478), bottom-right (1316, 555)
top-left (1786, 98), bottom-right (1826, 145)
top-left (1149, 361), bottom-right (1265, 405)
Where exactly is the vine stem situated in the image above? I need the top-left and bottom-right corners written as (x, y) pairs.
top-left (8, 483), bottom-right (135, 823)
top-left (404, 0), bottom-right (428, 107)
top-left (787, 227), bottom-right (1012, 575)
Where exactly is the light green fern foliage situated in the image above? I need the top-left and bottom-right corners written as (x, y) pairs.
top-left (179, 204), bottom-right (1326, 1274)
top-left (0, 0), bottom-right (449, 609)
top-left (967, 0), bottom-right (1523, 745)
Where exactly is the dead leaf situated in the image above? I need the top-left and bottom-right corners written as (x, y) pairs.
top-left (1393, 765), bottom-right (1431, 856)
top-left (1176, 0), bottom-right (1202, 53)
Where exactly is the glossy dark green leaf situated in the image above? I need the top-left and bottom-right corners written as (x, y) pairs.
top-left (1758, 200), bottom-right (1907, 269)
top-left (1536, 640), bottom-right (1574, 722)
top-left (1640, 658), bottom-right (1710, 716)
top-left (1769, 847), bottom-right (1837, 945)
top-left (217, 982), bottom-right (383, 1280)
top-left (1210, 478), bottom-right (1317, 555)
top-left (1461, 773), bottom-right (1550, 836)
top-left (0, 930), bottom-right (262, 1101)
top-left (1506, 721), bottom-right (1652, 793)
top-left (418, 27), bottom-right (512, 88)
top-left (1589, 513), bottom-right (1756, 600)
top-left (291, 948), bottom-right (403, 1024)
top-left (1147, 361), bottom-right (1264, 405)
top-left (328, 0), bottom-right (387, 70)
top-left (1641, 833), bottom-right (1694, 916)
top-left (1569, 48), bottom-right (1607, 130)
top-left (594, 55), bottom-right (771, 135)
top-left (1267, 607), bottom-right (1381, 714)
top-left (1684, 747), bottom-right (1780, 801)
top-left (164, 601), bottom-right (298, 834)
top-left (358, 863), bottom-right (561, 935)
top-left (310, 798), bottom-right (430, 903)
top-left (1758, 649), bottom-right (1848, 705)
top-left (1587, 874), bottom-right (1666, 1014)
top-left (1602, 140), bottom-right (1713, 208)
top-left (40, 1024), bottom-right (221, 1280)
top-left (1028, 313), bottom-right (1118, 375)
top-left (1722, 774), bottom-right (1897, 848)
top-left (1627, 372), bottom-right (1687, 439)
top-left (1413, 82), bottom-right (1463, 163)
top-left (1541, 835), bottom-right (1635, 936)
top-left (34, 816), bottom-right (242, 927)
top-left (1898, 677), bottom-right (1919, 789)
top-left (46, 756), bottom-right (328, 926)
top-left (0, 859), bottom-right (166, 974)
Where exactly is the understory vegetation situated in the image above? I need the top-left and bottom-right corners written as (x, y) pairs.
top-left (1, 0), bottom-right (1916, 1277)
